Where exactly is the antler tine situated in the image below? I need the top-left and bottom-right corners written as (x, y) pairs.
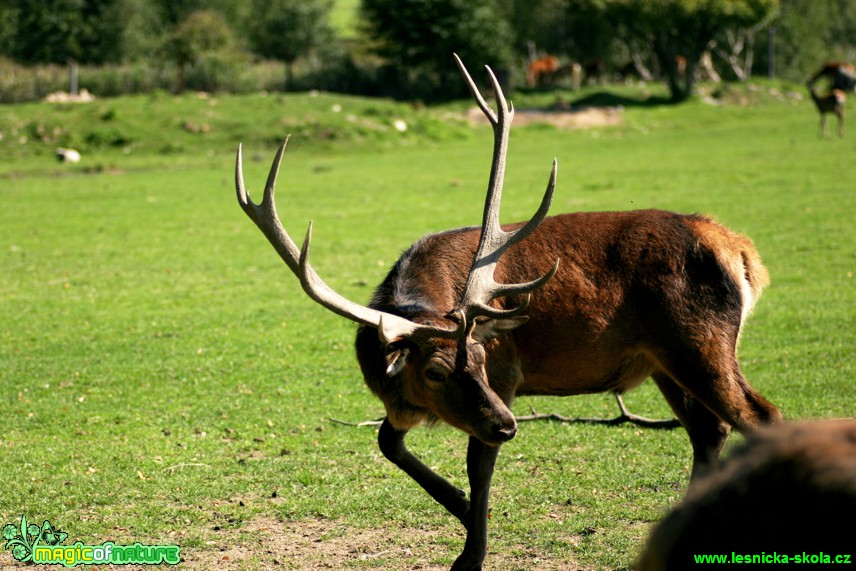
top-left (453, 53), bottom-right (508, 127)
top-left (454, 56), bottom-right (560, 323)
top-left (236, 139), bottom-right (465, 344)
top-left (236, 138), bottom-right (301, 274)
top-left (453, 53), bottom-right (512, 241)
top-left (508, 158), bottom-right (557, 247)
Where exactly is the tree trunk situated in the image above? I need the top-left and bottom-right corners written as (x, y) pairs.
top-left (177, 55), bottom-right (187, 94)
top-left (284, 61), bottom-right (293, 91)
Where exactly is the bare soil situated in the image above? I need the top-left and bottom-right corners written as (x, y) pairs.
top-left (466, 106), bottom-right (623, 129)
top-left (3, 517), bottom-right (588, 570)
top-left (181, 517), bottom-right (587, 570)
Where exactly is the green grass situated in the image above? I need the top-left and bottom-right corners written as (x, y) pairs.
top-left (1, 82), bottom-right (853, 569)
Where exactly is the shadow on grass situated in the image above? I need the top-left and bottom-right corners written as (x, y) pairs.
top-left (569, 90), bottom-right (675, 108)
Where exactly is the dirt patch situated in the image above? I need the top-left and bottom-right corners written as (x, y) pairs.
top-left (466, 106), bottom-right (623, 129)
top-left (182, 517), bottom-right (585, 570)
top-left (10, 517), bottom-right (587, 570)
top-left (183, 517), bottom-right (449, 570)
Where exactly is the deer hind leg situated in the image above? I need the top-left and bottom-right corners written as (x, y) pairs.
top-left (653, 345), bottom-right (781, 482)
top-left (652, 372), bottom-right (731, 481)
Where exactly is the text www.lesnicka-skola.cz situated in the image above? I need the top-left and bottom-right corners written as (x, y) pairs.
top-left (694, 552), bottom-right (852, 565)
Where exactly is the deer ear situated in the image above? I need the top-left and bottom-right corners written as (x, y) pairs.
top-left (471, 316), bottom-right (529, 342)
top-left (385, 346), bottom-right (410, 377)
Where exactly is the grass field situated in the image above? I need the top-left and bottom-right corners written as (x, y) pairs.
top-left (1, 81), bottom-right (854, 569)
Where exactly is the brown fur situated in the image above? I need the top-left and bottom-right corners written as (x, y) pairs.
top-left (527, 55), bottom-right (560, 88)
top-left (357, 209), bottom-right (780, 470)
top-left (638, 419), bottom-right (856, 570)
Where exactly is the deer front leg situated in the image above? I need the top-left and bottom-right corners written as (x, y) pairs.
top-left (451, 436), bottom-right (501, 571)
top-left (377, 418), bottom-right (470, 525)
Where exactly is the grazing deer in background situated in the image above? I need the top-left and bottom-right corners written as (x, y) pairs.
top-left (637, 419), bottom-right (856, 570)
top-left (235, 55), bottom-right (781, 571)
top-left (526, 54), bottom-right (560, 88)
top-left (807, 84), bottom-right (846, 138)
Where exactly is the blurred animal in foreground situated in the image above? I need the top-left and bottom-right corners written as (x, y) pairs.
top-left (638, 419), bottom-right (856, 570)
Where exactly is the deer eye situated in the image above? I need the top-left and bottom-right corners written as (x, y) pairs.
top-left (424, 368), bottom-right (447, 384)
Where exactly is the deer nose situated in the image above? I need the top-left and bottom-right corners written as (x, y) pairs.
top-left (492, 423), bottom-right (518, 442)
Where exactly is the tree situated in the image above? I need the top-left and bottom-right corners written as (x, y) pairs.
top-left (710, 20), bottom-right (772, 81)
top-left (609, 0), bottom-right (779, 101)
top-left (5, 0), bottom-right (127, 64)
top-left (247, 0), bottom-right (335, 90)
top-left (0, 2), bottom-right (18, 57)
top-left (759, 0), bottom-right (856, 83)
top-left (504, 0), bottom-right (571, 57)
top-left (162, 9), bottom-right (236, 92)
top-left (360, 0), bottom-right (514, 101)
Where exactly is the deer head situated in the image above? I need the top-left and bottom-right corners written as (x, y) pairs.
top-left (236, 55), bottom-right (559, 446)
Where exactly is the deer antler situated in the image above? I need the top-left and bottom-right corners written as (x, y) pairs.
top-left (453, 54), bottom-right (560, 322)
top-left (236, 138), bottom-right (464, 343)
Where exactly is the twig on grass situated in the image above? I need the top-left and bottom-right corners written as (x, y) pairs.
top-left (166, 462), bottom-right (212, 475)
top-left (329, 417), bottom-right (385, 427)
top-left (517, 396), bottom-right (681, 430)
top-left (330, 395), bottom-right (681, 430)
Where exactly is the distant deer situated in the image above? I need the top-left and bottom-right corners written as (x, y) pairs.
top-left (808, 60), bottom-right (856, 93)
top-left (637, 419), bottom-right (856, 570)
top-left (808, 83), bottom-right (846, 138)
top-left (526, 54), bottom-right (560, 88)
top-left (235, 55), bottom-right (781, 570)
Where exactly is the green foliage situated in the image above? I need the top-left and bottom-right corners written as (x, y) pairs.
top-left (2, 0), bottom-right (856, 104)
top-left (3, 0), bottom-right (126, 64)
top-left (505, 0), bottom-right (569, 55)
top-left (763, 0), bottom-right (856, 82)
top-left (608, 0), bottom-right (779, 100)
top-left (248, 0), bottom-right (335, 89)
top-left (360, 0), bottom-right (515, 100)
top-left (114, 0), bottom-right (166, 62)
top-left (161, 10), bottom-right (239, 93)
top-left (249, 0), bottom-right (334, 66)
top-left (0, 3), bottom-right (18, 56)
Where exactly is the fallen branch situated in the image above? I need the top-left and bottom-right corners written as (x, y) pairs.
top-left (330, 395), bottom-right (680, 431)
top-left (329, 417), bottom-right (384, 427)
top-left (517, 396), bottom-right (680, 430)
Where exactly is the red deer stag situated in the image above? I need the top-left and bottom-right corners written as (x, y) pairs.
top-left (235, 55), bottom-right (781, 571)
top-left (637, 419), bottom-right (856, 570)
top-left (526, 54), bottom-right (560, 88)
top-left (807, 84), bottom-right (846, 138)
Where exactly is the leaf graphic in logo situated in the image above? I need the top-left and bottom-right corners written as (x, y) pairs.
top-left (40, 521), bottom-right (67, 546)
